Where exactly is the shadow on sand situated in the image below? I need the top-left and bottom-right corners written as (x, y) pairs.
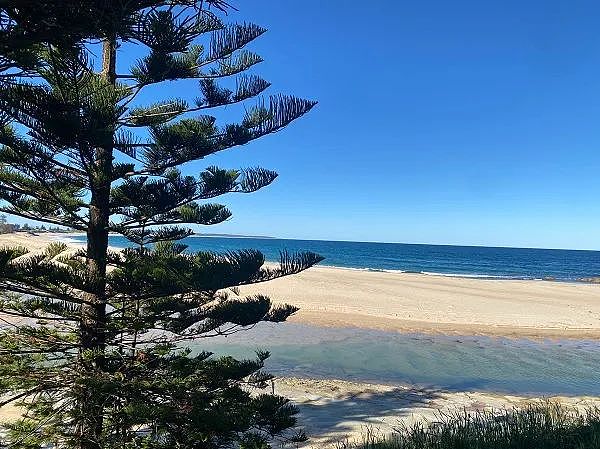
top-left (291, 386), bottom-right (444, 446)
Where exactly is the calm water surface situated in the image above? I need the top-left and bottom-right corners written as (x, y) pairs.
top-left (196, 323), bottom-right (600, 396)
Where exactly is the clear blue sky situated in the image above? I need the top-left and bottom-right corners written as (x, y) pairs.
top-left (14, 0), bottom-right (600, 249)
top-left (199, 0), bottom-right (600, 249)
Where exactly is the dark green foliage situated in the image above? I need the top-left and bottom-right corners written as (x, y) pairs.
top-left (346, 402), bottom-right (600, 449)
top-left (0, 1), bottom-right (321, 447)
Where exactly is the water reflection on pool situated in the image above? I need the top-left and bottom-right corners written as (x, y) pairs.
top-left (192, 323), bottom-right (600, 396)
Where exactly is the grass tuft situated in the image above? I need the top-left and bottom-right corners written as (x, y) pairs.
top-left (340, 402), bottom-right (600, 449)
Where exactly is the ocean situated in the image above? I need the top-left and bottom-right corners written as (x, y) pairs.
top-left (66, 235), bottom-right (600, 282)
top-left (63, 234), bottom-right (600, 394)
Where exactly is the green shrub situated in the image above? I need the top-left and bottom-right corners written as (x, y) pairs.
top-left (345, 402), bottom-right (600, 449)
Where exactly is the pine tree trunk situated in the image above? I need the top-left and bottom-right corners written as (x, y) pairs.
top-left (78, 36), bottom-right (116, 449)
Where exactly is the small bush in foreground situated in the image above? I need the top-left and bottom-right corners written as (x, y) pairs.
top-left (345, 402), bottom-right (600, 449)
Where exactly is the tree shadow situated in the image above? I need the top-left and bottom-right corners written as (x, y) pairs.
top-left (288, 385), bottom-right (444, 446)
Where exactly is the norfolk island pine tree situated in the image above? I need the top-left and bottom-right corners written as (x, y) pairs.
top-left (0, 1), bottom-right (322, 448)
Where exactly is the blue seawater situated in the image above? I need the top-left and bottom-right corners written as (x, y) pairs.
top-left (66, 235), bottom-right (600, 281)
top-left (62, 235), bottom-right (600, 394)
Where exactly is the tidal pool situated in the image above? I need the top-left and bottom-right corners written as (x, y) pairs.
top-left (193, 323), bottom-right (600, 396)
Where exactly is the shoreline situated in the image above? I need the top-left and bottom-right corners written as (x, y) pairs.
top-left (46, 231), bottom-right (600, 284)
top-left (3, 233), bottom-right (600, 339)
top-left (2, 233), bottom-right (600, 445)
top-left (292, 263), bottom-right (600, 285)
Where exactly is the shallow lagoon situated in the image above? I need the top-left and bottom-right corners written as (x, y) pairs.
top-left (195, 323), bottom-right (600, 396)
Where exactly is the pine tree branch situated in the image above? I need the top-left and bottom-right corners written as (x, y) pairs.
top-left (1, 400), bottom-right (73, 449)
top-left (115, 66), bottom-right (262, 87)
top-left (0, 323), bottom-right (78, 350)
top-left (0, 387), bottom-right (44, 408)
top-left (113, 185), bottom-right (269, 230)
top-left (118, 84), bottom-right (145, 112)
top-left (119, 91), bottom-right (263, 126)
top-left (0, 207), bottom-right (87, 231)
top-left (0, 284), bottom-right (83, 305)
top-left (0, 279), bottom-right (95, 307)
top-left (26, 169), bottom-right (89, 227)
top-left (0, 183), bottom-right (32, 197)
top-left (117, 216), bottom-right (227, 229)
top-left (0, 308), bottom-right (78, 322)
top-left (0, 346), bottom-right (80, 355)
top-left (0, 136), bottom-right (87, 178)
top-left (0, 183), bottom-right (89, 212)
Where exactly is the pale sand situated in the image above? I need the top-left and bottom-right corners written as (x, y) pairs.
top-left (0, 232), bottom-right (81, 251)
top-left (2, 377), bottom-right (598, 447)
top-left (2, 233), bottom-right (600, 444)
top-left (2, 233), bottom-right (600, 338)
top-left (274, 377), bottom-right (600, 447)
top-left (237, 265), bottom-right (600, 339)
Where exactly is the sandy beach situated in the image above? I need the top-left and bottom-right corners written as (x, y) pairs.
top-left (238, 264), bottom-right (600, 339)
top-left (0, 232), bottom-right (66, 249)
top-left (2, 375), bottom-right (597, 447)
top-left (275, 377), bottom-right (600, 447)
top-left (2, 233), bottom-right (600, 339)
top-left (2, 233), bottom-right (600, 445)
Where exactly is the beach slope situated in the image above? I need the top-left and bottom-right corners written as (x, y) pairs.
top-left (2, 233), bottom-right (600, 338)
top-left (238, 265), bottom-right (600, 338)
